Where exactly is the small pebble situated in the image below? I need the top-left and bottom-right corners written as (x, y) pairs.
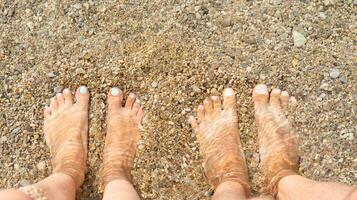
top-left (54, 86), bottom-right (64, 93)
top-left (11, 127), bottom-right (20, 135)
top-left (19, 180), bottom-right (30, 187)
top-left (46, 71), bottom-right (56, 78)
top-left (151, 81), bottom-right (158, 88)
top-left (222, 16), bottom-right (233, 27)
top-left (320, 83), bottom-right (331, 91)
top-left (37, 161), bottom-right (46, 171)
top-left (339, 76), bottom-right (348, 84)
top-left (293, 31), bottom-right (307, 47)
top-left (0, 136), bottom-right (7, 142)
top-left (329, 68), bottom-right (340, 79)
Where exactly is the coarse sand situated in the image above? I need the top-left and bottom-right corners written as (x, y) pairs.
top-left (0, 1), bottom-right (356, 199)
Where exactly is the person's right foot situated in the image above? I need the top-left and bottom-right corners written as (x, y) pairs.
top-left (43, 86), bottom-right (89, 188)
top-left (99, 87), bottom-right (144, 190)
top-left (252, 84), bottom-right (299, 196)
top-left (189, 88), bottom-right (250, 195)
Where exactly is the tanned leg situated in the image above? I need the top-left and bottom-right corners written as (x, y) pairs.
top-left (253, 84), bottom-right (356, 200)
top-left (189, 88), bottom-right (250, 200)
top-left (0, 86), bottom-right (90, 200)
top-left (100, 87), bottom-right (144, 200)
top-left (278, 175), bottom-right (356, 200)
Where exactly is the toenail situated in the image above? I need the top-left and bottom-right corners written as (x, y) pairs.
top-left (63, 89), bottom-right (70, 94)
top-left (111, 87), bottom-right (121, 96)
top-left (223, 88), bottom-right (235, 96)
top-left (129, 93), bottom-right (136, 98)
top-left (211, 96), bottom-right (219, 100)
top-left (79, 86), bottom-right (88, 94)
top-left (56, 93), bottom-right (62, 97)
top-left (135, 99), bottom-right (140, 103)
top-left (282, 91), bottom-right (289, 96)
top-left (255, 85), bottom-right (268, 94)
top-left (272, 88), bottom-right (281, 93)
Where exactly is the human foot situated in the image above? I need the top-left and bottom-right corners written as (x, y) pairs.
top-left (189, 88), bottom-right (250, 195)
top-left (43, 86), bottom-right (89, 188)
top-left (252, 84), bottom-right (299, 196)
top-left (99, 87), bottom-right (144, 190)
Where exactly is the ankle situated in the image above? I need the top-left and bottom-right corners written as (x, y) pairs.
top-left (214, 181), bottom-right (248, 199)
top-left (34, 173), bottom-right (76, 200)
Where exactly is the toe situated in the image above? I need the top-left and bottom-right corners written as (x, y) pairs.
top-left (131, 99), bottom-right (141, 116)
top-left (188, 115), bottom-right (198, 130)
top-left (125, 93), bottom-right (136, 109)
top-left (135, 107), bottom-right (144, 124)
top-left (197, 105), bottom-right (205, 121)
top-left (203, 99), bottom-right (213, 114)
top-left (75, 86), bottom-right (90, 109)
top-left (290, 96), bottom-right (297, 110)
top-left (270, 88), bottom-right (282, 110)
top-left (108, 87), bottom-right (123, 111)
top-left (280, 91), bottom-right (289, 111)
top-left (50, 97), bottom-right (58, 112)
top-left (211, 96), bottom-right (221, 113)
top-left (253, 84), bottom-right (269, 109)
top-left (56, 93), bottom-right (65, 108)
top-left (44, 106), bottom-right (51, 121)
top-left (223, 88), bottom-right (237, 110)
top-left (63, 88), bottom-right (73, 106)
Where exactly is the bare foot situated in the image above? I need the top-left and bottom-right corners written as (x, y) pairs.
top-left (189, 88), bottom-right (250, 195)
top-left (43, 86), bottom-right (89, 188)
top-left (99, 87), bottom-right (144, 190)
top-left (252, 84), bottom-right (299, 196)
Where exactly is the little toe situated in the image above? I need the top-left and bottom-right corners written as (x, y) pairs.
top-left (280, 91), bottom-right (289, 111)
top-left (270, 88), bottom-right (282, 110)
top-left (63, 88), bottom-right (73, 106)
top-left (50, 97), bottom-right (58, 112)
top-left (203, 99), bottom-right (213, 114)
top-left (223, 88), bottom-right (237, 110)
top-left (197, 105), bottom-right (205, 121)
top-left (108, 87), bottom-right (123, 111)
top-left (136, 107), bottom-right (144, 124)
top-left (44, 106), bottom-right (51, 121)
top-left (253, 84), bottom-right (269, 109)
top-left (211, 96), bottom-right (221, 113)
top-left (56, 93), bottom-right (65, 108)
top-left (290, 96), bottom-right (297, 111)
top-left (131, 99), bottom-right (141, 116)
top-left (75, 86), bottom-right (90, 110)
top-left (125, 93), bottom-right (136, 109)
top-left (188, 115), bottom-right (198, 130)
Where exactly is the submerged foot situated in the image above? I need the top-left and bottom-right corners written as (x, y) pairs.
top-left (252, 84), bottom-right (299, 196)
top-left (99, 87), bottom-right (144, 190)
top-left (43, 86), bottom-right (89, 188)
top-left (189, 88), bottom-right (250, 195)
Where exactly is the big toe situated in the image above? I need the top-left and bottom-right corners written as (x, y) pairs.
top-left (75, 86), bottom-right (90, 109)
top-left (253, 84), bottom-right (269, 109)
top-left (108, 87), bottom-right (123, 112)
top-left (223, 88), bottom-right (237, 110)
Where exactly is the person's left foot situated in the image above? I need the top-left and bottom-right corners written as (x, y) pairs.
top-left (99, 87), bottom-right (144, 190)
top-left (43, 86), bottom-right (89, 188)
top-left (189, 88), bottom-right (250, 195)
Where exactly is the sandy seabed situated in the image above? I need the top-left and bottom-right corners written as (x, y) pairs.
top-left (0, 0), bottom-right (356, 199)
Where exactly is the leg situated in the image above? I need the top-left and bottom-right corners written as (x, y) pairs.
top-left (0, 86), bottom-right (90, 200)
top-left (189, 88), bottom-right (250, 199)
top-left (100, 87), bottom-right (144, 200)
top-left (252, 84), bottom-right (356, 200)
top-left (212, 181), bottom-right (247, 200)
top-left (102, 180), bottom-right (140, 200)
top-left (277, 175), bottom-right (356, 200)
